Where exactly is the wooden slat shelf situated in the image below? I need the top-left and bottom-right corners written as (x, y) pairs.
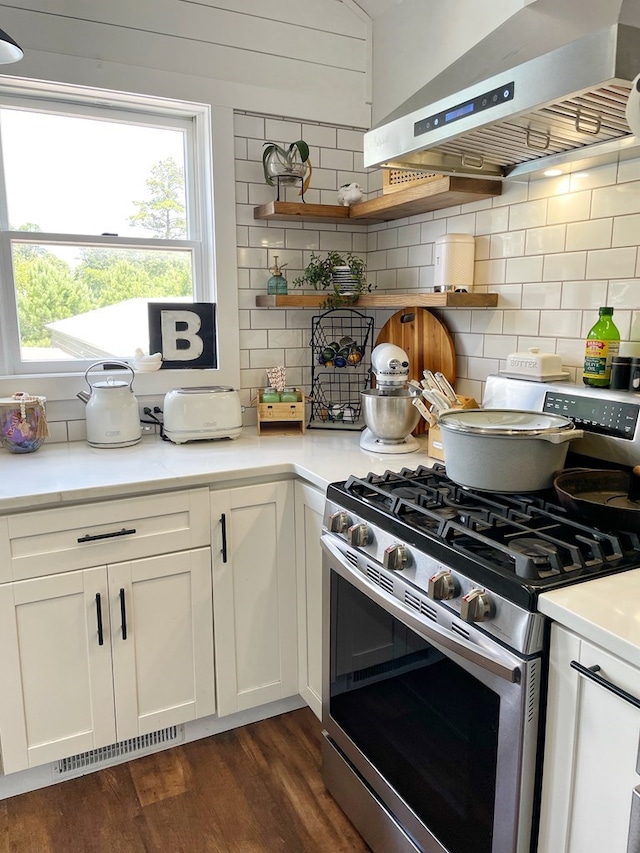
top-left (255, 292), bottom-right (498, 308)
top-left (253, 176), bottom-right (502, 224)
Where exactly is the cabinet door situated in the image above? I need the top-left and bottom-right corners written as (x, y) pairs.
top-left (294, 481), bottom-right (324, 720)
top-left (212, 482), bottom-right (297, 716)
top-left (109, 548), bottom-right (214, 740)
top-left (0, 568), bottom-right (116, 773)
top-left (539, 625), bottom-right (640, 853)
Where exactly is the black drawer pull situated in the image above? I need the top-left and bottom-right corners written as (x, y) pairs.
top-left (119, 587), bottom-right (128, 640)
top-left (570, 660), bottom-right (640, 710)
top-left (78, 527), bottom-right (136, 544)
top-left (221, 513), bottom-right (228, 563)
top-left (95, 592), bottom-right (104, 646)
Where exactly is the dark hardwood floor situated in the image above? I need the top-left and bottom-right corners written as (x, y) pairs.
top-left (0, 708), bottom-right (370, 853)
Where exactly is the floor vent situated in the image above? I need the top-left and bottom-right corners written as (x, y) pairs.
top-left (53, 726), bottom-right (184, 777)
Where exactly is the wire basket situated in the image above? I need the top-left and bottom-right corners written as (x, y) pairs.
top-left (308, 309), bottom-right (374, 430)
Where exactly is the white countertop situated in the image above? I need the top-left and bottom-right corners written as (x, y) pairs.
top-left (0, 428), bottom-right (435, 512)
top-left (538, 571), bottom-right (640, 668)
top-left (5, 428), bottom-right (640, 669)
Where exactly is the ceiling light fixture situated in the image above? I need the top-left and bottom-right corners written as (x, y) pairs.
top-left (0, 28), bottom-right (23, 64)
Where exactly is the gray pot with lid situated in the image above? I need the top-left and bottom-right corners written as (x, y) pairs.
top-left (437, 408), bottom-right (584, 492)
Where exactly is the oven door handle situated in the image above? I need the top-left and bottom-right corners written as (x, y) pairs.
top-left (322, 536), bottom-right (521, 684)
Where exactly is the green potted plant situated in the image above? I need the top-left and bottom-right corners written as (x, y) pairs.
top-left (293, 250), bottom-right (373, 309)
top-left (262, 140), bottom-right (312, 197)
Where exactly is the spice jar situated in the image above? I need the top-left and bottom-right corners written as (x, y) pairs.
top-left (610, 356), bottom-right (631, 390)
top-left (260, 387), bottom-right (281, 403)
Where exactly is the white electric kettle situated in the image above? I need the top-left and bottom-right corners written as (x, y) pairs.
top-left (77, 361), bottom-right (141, 448)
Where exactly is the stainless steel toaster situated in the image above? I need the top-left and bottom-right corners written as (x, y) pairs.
top-left (163, 386), bottom-right (242, 443)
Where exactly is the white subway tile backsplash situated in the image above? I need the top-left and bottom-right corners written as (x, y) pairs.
top-left (445, 213), bottom-right (475, 233)
top-left (565, 218), bottom-right (612, 252)
top-left (608, 279), bottom-right (640, 308)
top-left (540, 309), bottom-right (581, 337)
top-left (509, 199), bottom-right (547, 231)
top-left (320, 148), bottom-right (353, 171)
top-left (525, 224), bottom-right (566, 255)
top-left (522, 282), bottom-right (561, 309)
top-left (234, 113), bottom-right (265, 138)
top-left (386, 247), bottom-right (409, 269)
top-left (408, 243), bottom-right (433, 267)
top-left (474, 258), bottom-right (506, 285)
top-left (503, 310), bottom-right (539, 336)
top-left (228, 111), bottom-right (640, 433)
top-left (613, 213), bottom-right (640, 247)
top-left (285, 230), bottom-right (320, 250)
top-left (476, 206), bottom-right (509, 235)
top-left (397, 223), bottom-right (421, 246)
top-left (396, 267), bottom-right (419, 290)
top-left (302, 124), bottom-right (337, 148)
top-left (471, 311), bottom-right (503, 334)
top-left (592, 182), bottom-right (640, 218)
top-left (542, 252), bottom-right (586, 281)
top-left (490, 231), bottom-right (526, 258)
top-left (561, 279), bottom-right (607, 309)
top-left (377, 229), bottom-right (398, 250)
top-left (547, 190), bottom-right (591, 225)
top-left (586, 246), bottom-right (637, 279)
top-left (505, 255), bottom-right (543, 283)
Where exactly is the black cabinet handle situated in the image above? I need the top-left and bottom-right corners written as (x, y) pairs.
top-left (95, 592), bottom-right (104, 646)
top-left (570, 660), bottom-right (640, 710)
top-left (119, 587), bottom-right (128, 640)
top-left (221, 513), bottom-right (228, 563)
top-left (78, 527), bottom-right (136, 544)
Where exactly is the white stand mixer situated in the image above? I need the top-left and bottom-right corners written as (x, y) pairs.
top-left (359, 343), bottom-right (421, 454)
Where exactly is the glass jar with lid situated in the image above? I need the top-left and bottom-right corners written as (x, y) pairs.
top-left (280, 387), bottom-right (299, 402)
top-left (261, 387), bottom-right (281, 403)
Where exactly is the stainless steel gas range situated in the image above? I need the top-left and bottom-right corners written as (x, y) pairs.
top-left (321, 377), bottom-right (640, 853)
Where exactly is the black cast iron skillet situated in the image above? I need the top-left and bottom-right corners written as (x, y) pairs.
top-left (553, 466), bottom-right (640, 533)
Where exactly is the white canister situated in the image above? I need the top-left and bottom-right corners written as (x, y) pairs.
top-left (434, 233), bottom-right (475, 292)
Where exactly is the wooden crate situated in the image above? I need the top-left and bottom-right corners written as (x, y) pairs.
top-left (257, 390), bottom-right (306, 435)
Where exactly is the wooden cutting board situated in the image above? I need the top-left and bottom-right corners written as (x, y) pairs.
top-left (375, 307), bottom-right (456, 434)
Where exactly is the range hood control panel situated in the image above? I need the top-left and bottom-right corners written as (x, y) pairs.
top-left (543, 391), bottom-right (639, 440)
top-left (414, 82), bottom-right (515, 138)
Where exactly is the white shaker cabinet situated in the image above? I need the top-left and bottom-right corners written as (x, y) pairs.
top-left (0, 489), bottom-right (215, 775)
top-left (211, 481), bottom-right (298, 717)
top-left (538, 624), bottom-right (640, 853)
top-left (294, 481), bottom-right (324, 720)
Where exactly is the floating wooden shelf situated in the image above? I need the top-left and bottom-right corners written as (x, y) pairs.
top-left (255, 292), bottom-right (498, 308)
top-left (253, 201), bottom-right (353, 224)
top-left (253, 176), bottom-right (502, 225)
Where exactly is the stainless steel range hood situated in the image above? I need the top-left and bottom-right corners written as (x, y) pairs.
top-left (364, 0), bottom-right (640, 180)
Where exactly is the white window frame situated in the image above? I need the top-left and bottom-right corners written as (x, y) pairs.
top-left (0, 80), bottom-right (217, 380)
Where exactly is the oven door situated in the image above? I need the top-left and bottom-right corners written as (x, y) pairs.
top-left (321, 533), bottom-right (541, 853)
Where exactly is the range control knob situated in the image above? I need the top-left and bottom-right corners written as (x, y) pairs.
top-left (328, 510), bottom-right (351, 534)
top-left (460, 588), bottom-right (493, 623)
top-left (383, 543), bottom-right (408, 571)
top-left (428, 570), bottom-right (459, 601)
top-left (347, 522), bottom-right (371, 548)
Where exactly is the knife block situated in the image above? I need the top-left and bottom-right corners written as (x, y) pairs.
top-left (427, 396), bottom-right (478, 461)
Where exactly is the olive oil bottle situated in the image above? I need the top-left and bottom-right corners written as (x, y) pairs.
top-left (583, 306), bottom-right (620, 387)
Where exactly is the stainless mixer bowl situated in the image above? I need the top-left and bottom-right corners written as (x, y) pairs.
top-left (361, 387), bottom-right (421, 441)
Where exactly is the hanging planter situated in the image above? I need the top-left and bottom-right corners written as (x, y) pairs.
top-left (262, 140), bottom-right (312, 198)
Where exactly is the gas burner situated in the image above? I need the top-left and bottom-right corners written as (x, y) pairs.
top-left (509, 537), bottom-right (563, 579)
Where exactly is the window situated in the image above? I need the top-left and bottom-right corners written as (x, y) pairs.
top-left (0, 83), bottom-right (215, 375)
